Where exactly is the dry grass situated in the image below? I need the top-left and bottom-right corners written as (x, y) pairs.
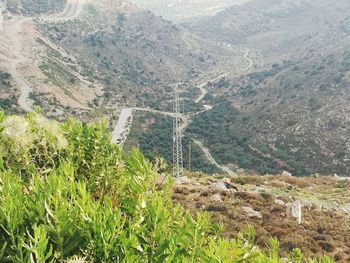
top-left (173, 174), bottom-right (350, 261)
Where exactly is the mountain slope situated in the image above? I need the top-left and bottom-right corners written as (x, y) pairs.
top-left (176, 0), bottom-right (350, 175)
top-left (7, 0), bottom-right (66, 15)
top-left (38, 0), bottom-right (248, 111)
top-left (186, 0), bottom-right (350, 59)
top-left (1, 0), bottom-right (247, 120)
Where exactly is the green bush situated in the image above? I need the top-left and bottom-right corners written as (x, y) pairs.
top-left (0, 112), bottom-right (333, 262)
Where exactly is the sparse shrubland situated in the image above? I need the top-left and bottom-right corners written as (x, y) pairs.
top-left (0, 112), bottom-right (334, 262)
top-left (0, 71), bottom-right (20, 114)
top-left (7, 0), bottom-right (66, 15)
top-left (174, 175), bottom-right (350, 261)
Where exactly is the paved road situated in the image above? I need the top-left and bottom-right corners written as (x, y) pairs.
top-left (112, 108), bottom-right (134, 145)
top-left (112, 107), bottom-right (183, 146)
top-left (188, 49), bottom-right (254, 173)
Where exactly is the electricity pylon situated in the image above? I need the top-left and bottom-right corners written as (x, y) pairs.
top-left (173, 84), bottom-right (183, 177)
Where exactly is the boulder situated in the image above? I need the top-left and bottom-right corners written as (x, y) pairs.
top-left (286, 200), bottom-right (302, 224)
top-left (275, 199), bottom-right (285, 206)
top-left (210, 181), bottom-right (228, 191)
top-left (241, 206), bottom-right (262, 219)
top-left (175, 176), bottom-right (191, 185)
top-left (282, 171), bottom-right (292, 177)
top-left (210, 194), bottom-right (223, 202)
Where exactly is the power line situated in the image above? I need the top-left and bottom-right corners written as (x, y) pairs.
top-left (173, 84), bottom-right (183, 177)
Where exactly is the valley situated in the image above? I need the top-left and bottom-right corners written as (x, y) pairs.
top-left (1, 0), bottom-right (350, 261)
top-left (0, 0), bottom-right (350, 177)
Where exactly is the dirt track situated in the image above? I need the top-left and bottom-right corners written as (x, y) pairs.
top-left (195, 49), bottom-right (253, 104)
top-left (0, 17), bottom-right (34, 112)
top-left (0, 0), bottom-right (87, 112)
top-left (41, 0), bottom-right (85, 22)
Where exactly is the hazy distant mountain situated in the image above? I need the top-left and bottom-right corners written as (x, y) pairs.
top-left (186, 0), bottom-right (350, 59)
top-left (128, 0), bottom-right (251, 22)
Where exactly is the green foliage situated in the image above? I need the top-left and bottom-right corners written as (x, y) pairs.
top-left (187, 99), bottom-right (280, 174)
top-left (0, 113), bottom-right (334, 262)
top-left (0, 71), bottom-right (11, 86)
top-left (125, 113), bottom-right (220, 174)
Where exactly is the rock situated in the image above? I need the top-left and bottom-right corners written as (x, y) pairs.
top-left (175, 176), bottom-right (191, 185)
top-left (282, 171), bottom-right (292, 177)
top-left (210, 181), bottom-right (228, 191)
top-left (275, 199), bottom-right (285, 206)
top-left (255, 186), bottom-right (266, 193)
top-left (241, 206), bottom-right (262, 219)
top-left (221, 178), bottom-right (231, 184)
top-left (210, 181), bottom-right (238, 191)
top-left (313, 173), bottom-right (320, 178)
top-left (223, 182), bottom-right (239, 191)
top-left (287, 185), bottom-right (293, 190)
top-left (210, 194), bottom-right (222, 202)
top-left (286, 200), bottom-right (302, 224)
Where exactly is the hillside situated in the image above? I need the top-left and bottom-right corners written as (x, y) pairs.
top-left (1, 0), bottom-right (350, 177)
top-left (186, 0), bottom-right (350, 60)
top-left (0, 0), bottom-right (246, 122)
top-left (0, 70), bottom-right (20, 113)
top-left (174, 173), bottom-right (350, 261)
top-left (38, 0), bottom-right (218, 110)
top-left (6, 0), bottom-right (66, 15)
top-left (0, 112), bottom-right (334, 262)
top-left (127, 0), bottom-right (251, 22)
top-left (166, 0), bottom-right (350, 176)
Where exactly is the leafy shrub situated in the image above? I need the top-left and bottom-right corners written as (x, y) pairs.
top-left (0, 112), bottom-right (334, 262)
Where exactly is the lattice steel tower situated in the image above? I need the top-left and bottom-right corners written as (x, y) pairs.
top-left (173, 84), bottom-right (183, 177)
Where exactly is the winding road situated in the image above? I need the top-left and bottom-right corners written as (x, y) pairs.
top-left (41, 0), bottom-right (85, 22)
top-left (0, 10), bottom-right (3, 32)
top-left (112, 48), bottom-right (255, 175)
top-left (195, 48), bottom-right (253, 104)
top-left (4, 17), bottom-right (34, 112)
top-left (191, 48), bottom-right (254, 174)
top-left (0, 0), bottom-right (85, 112)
